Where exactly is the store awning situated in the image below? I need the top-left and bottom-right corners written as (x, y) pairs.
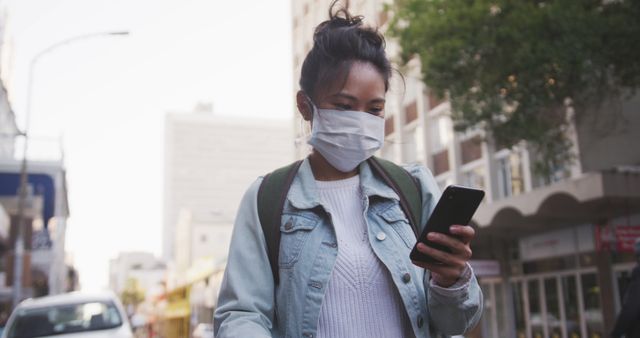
top-left (473, 171), bottom-right (640, 237)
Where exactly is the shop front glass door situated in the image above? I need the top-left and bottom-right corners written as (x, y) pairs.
top-left (528, 279), bottom-right (545, 338)
top-left (561, 275), bottom-right (582, 338)
top-left (512, 270), bottom-right (603, 338)
top-left (544, 278), bottom-right (562, 338)
top-left (580, 273), bottom-right (604, 338)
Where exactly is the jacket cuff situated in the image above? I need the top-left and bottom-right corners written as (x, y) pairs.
top-left (429, 262), bottom-right (473, 298)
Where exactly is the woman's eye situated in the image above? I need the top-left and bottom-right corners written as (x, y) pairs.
top-left (369, 107), bottom-right (384, 115)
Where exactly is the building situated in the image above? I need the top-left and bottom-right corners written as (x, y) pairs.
top-left (0, 52), bottom-right (73, 320)
top-left (291, 1), bottom-right (640, 337)
top-left (0, 159), bottom-right (72, 297)
top-left (108, 251), bottom-right (166, 297)
top-left (163, 103), bottom-right (293, 280)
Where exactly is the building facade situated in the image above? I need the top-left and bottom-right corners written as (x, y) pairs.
top-left (163, 104), bottom-right (294, 275)
top-left (291, 1), bottom-right (640, 337)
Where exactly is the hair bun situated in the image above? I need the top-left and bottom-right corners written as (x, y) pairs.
top-left (299, 0), bottom-right (392, 98)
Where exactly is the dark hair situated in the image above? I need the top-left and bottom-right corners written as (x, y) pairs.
top-left (299, 1), bottom-right (392, 100)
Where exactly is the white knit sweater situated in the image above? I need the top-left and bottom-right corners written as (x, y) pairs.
top-left (315, 175), bottom-right (414, 338)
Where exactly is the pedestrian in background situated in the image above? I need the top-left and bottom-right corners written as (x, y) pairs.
top-left (612, 238), bottom-right (640, 338)
top-left (213, 2), bottom-right (482, 338)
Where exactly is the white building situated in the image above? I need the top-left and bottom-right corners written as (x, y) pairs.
top-left (163, 104), bottom-right (294, 276)
top-left (108, 251), bottom-right (166, 296)
top-left (292, 1), bottom-right (640, 337)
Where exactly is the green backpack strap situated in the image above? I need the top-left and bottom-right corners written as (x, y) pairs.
top-left (257, 160), bottom-right (303, 285)
top-left (367, 156), bottom-right (423, 237)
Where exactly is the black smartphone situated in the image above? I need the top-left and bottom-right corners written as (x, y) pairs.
top-left (409, 185), bottom-right (485, 264)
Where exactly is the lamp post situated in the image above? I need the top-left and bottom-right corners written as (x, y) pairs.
top-left (12, 31), bottom-right (129, 307)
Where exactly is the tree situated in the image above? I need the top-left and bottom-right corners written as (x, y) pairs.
top-left (120, 277), bottom-right (145, 313)
top-left (388, 0), bottom-right (640, 175)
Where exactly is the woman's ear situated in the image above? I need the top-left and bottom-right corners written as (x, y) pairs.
top-left (296, 91), bottom-right (313, 121)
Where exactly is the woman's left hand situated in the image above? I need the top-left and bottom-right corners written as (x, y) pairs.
top-left (411, 224), bottom-right (475, 288)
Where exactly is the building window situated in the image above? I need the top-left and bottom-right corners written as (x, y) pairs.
top-left (460, 136), bottom-right (483, 164)
top-left (405, 100), bottom-right (418, 124)
top-left (385, 116), bottom-right (394, 136)
top-left (404, 126), bottom-right (425, 165)
top-left (496, 152), bottom-right (524, 199)
top-left (461, 165), bottom-right (486, 190)
top-left (428, 115), bottom-right (452, 153)
top-left (532, 158), bottom-right (570, 188)
top-left (432, 149), bottom-right (449, 176)
top-left (429, 115), bottom-right (452, 175)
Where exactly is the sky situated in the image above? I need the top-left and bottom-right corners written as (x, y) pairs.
top-left (3, 0), bottom-right (294, 291)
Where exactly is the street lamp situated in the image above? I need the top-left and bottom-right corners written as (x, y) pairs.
top-left (12, 30), bottom-right (129, 307)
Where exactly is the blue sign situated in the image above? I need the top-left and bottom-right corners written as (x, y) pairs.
top-left (0, 172), bottom-right (56, 226)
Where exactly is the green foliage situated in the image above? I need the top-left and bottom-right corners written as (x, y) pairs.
top-left (388, 0), bottom-right (640, 176)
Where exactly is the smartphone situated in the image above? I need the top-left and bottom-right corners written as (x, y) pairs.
top-left (409, 185), bottom-right (485, 264)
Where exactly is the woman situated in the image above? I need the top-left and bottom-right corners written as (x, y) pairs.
top-left (214, 4), bottom-right (483, 338)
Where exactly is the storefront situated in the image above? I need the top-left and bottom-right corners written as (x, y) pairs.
top-left (471, 170), bottom-right (640, 338)
top-left (475, 222), bottom-right (639, 338)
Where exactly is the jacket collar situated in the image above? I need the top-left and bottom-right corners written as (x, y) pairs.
top-left (287, 158), bottom-right (400, 210)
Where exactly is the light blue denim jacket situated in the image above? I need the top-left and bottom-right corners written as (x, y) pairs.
top-left (214, 159), bottom-right (483, 338)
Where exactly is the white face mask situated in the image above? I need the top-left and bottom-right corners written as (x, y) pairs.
top-left (307, 101), bottom-right (385, 172)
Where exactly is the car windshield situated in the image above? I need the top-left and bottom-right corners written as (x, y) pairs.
top-left (8, 301), bottom-right (123, 338)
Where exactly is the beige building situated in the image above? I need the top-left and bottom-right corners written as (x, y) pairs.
top-left (292, 1), bottom-right (640, 337)
top-left (163, 104), bottom-right (294, 282)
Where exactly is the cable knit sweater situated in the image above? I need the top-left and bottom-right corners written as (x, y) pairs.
top-left (315, 175), bottom-right (414, 338)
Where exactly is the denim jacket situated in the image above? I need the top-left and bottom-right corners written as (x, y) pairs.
top-left (214, 159), bottom-right (483, 338)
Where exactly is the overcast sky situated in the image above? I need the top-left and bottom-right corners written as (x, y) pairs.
top-left (4, 0), bottom-right (294, 291)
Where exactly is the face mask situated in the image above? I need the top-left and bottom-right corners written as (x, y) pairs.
top-left (307, 101), bottom-right (385, 172)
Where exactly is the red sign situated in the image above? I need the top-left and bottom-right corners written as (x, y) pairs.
top-left (595, 225), bottom-right (640, 252)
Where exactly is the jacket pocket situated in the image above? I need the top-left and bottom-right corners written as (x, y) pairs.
top-left (278, 211), bottom-right (320, 268)
top-left (378, 206), bottom-right (417, 249)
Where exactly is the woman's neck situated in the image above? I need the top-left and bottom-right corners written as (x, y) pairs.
top-left (308, 151), bottom-right (358, 181)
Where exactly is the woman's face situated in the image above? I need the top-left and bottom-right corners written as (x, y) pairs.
top-left (298, 61), bottom-right (386, 120)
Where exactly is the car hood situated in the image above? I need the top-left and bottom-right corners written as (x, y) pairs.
top-left (37, 326), bottom-right (133, 338)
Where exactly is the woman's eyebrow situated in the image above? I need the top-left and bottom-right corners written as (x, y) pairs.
top-left (330, 93), bottom-right (386, 104)
top-left (330, 93), bottom-right (358, 101)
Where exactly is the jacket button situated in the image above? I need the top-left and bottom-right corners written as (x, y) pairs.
top-left (417, 315), bottom-right (424, 328)
top-left (303, 333), bottom-right (313, 338)
top-left (284, 220), bottom-right (293, 231)
top-left (402, 273), bottom-right (411, 283)
top-left (376, 232), bottom-right (386, 241)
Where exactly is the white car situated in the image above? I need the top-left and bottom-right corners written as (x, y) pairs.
top-left (1, 291), bottom-right (134, 338)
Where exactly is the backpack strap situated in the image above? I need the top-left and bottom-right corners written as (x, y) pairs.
top-left (367, 156), bottom-right (423, 237)
top-left (257, 160), bottom-right (303, 285)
